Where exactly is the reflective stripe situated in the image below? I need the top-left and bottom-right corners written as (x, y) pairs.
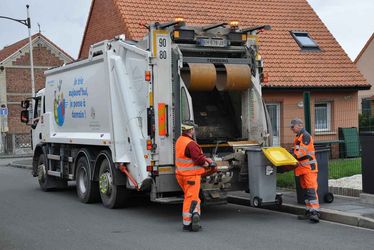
top-left (183, 212), bottom-right (192, 217)
top-left (193, 204), bottom-right (201, 214)
top-left (309, 208), bottom-right (319, 212)
top-left (176, 166), bottom-right (204, 171)
top-left (176, 158), bottom-right (194, 164)
top-left (297, 151), bottom-right (307, 158)
top-left (300, 160), bottom-right (317, 166)
top-left (296, 145), bottom-right (308, 152)
top-left (183, 219), bottom-right (191, 226)
top-left (309, 199), bottom-right (319, 205)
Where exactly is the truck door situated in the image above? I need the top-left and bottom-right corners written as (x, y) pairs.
top-left (31, 95), bottom-right (45, 150)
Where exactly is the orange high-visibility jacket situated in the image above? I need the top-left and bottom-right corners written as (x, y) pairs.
top-left (293, 128), bottom-right (318, 176)
top-left (175, 136), bottom-right (206, 176)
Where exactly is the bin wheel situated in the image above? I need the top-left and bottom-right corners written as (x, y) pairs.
top-left (275, 194), bottom-right (283, 208)
top-left (324, 193), bottom-right (334, 203)
top-left (252, 197), bottom-right (262, 208)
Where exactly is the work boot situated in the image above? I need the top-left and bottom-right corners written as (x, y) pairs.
top-left (183, 224), bottom-right (192, 231)
top-left (191, 213), bottom-right (201, 232)
top-left (297, 210), bottom-right (311, 220)
top-left (309, 210), bottom-right (320, 223)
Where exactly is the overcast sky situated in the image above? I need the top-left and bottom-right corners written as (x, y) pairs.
top-left (0, 0), bottom-right (373, 60)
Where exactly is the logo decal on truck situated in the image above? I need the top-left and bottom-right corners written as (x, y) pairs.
top-left (54, 80), bottom-right (65, 126)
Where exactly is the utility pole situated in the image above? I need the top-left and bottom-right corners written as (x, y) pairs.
top-left (26, 5), bottom-right (36, 103)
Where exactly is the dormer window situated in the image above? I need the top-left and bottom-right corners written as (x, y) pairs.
top-left (291, 31), bottom-right (320, 50)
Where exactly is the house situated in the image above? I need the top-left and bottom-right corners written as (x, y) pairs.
top-left (0, 33), bottom-right (73, 153)
top-left (355, 32), bottom-right (374, 115)
top-left (78, 0), bottom-right (369, 150)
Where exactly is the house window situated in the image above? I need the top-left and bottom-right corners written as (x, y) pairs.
top-left (291, 31), bottom-right (320, 50)
top-left (315, 102), bottom-right (332, 132)
top-left (362, 99), bottom-right (372, 115)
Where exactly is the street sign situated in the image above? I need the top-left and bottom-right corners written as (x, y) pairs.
top-left (0, 107), bottom-right (8, 116)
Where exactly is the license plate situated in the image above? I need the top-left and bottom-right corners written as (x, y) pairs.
top-left (198, 38), bottom-right (227, 47)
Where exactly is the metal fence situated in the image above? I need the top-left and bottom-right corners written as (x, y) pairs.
top-left (2, 133), bottom-right (32, 155)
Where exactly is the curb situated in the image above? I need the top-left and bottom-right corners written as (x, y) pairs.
top-left (228, 195), bottom-right (374, 230)
top-left (329, 186), bottom-right (361, 198)
top-left (8, 162), bottom-right (32, 170)
top-left (279, 187), bottom-right (363, 198)
top-left (0, 154), bottom-right (33, 159)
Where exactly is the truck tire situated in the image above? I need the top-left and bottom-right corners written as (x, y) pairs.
top-left (37, 153), bottom-right (67, 191)
top-left (98, 156), bottom-right (129, 209)
top-left (76, 156), bottom-right (100, 203)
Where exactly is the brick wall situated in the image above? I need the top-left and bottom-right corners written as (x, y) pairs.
top-left (263, 90), bottom-right (359, 153)
top-left (6, 68), bottom-right (45, 93)
top-left (79, 0), bottom-right (129, 58)
top-left (13, 45), bottom-right (64, 66)
top-left (6, 45), bottom-right (67, 134)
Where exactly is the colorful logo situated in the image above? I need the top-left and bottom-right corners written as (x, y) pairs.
top-left (54, 80), bottom-right (65, 126)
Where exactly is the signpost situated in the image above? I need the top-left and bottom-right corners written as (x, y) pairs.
top-left (0, 107), bottom-right (8, 116)
top-left (0, 106), bottom-right (8, 153)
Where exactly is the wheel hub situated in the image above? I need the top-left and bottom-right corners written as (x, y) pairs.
top-left (78, 168), bottom-right (88, 194)
top-left (99, 172), bottom-right (112, 195)
top-left (37, 164), bottom-right (46, 182)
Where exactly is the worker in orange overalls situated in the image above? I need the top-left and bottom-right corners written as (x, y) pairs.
top-left (290, 118), bottom-right (320, 223)
top-left (175, 120), bottom-right (216, 232)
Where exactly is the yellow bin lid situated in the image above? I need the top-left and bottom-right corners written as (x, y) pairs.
top-left (262, 147), bottom-right (298, 167)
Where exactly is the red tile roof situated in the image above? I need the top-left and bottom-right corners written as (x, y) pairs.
top-left (0, 33), bottom-right (73, 63)
top-left (81, 0), bottom-right (369, 89)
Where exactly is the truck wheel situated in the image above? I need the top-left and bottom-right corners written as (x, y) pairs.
top-left (37, 153), bottom-right (67, 191)
top-left (98, 157), bottom-right (129, 209)
top-left (76, 156), bottom-right (100, 203)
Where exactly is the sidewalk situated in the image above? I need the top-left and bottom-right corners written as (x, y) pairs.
top-left (228, 191), bottom-right (374, 230)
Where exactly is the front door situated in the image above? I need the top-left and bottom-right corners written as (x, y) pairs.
top-left (266, 103), bottom-right (280, 146)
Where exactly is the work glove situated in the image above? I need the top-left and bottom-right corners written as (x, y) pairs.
top-left (208, 161), bottom-right (217, 168)
top-left (206, 158), bottom-right (213, 164)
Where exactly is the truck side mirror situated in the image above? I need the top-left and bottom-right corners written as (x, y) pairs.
top-left (20, 110), bottom-right (29, 123)
top-left (21, 100), bottom-right (30, 109)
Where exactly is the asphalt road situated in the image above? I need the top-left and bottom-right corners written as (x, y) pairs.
top-left (1, 165), bottom-right (374, 250)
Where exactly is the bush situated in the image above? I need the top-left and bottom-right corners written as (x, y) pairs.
top-left (359, 114), bottom-right (374, 132)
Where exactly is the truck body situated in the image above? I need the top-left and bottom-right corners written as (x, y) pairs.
top-left (22, 22), bottom-right (274, 208)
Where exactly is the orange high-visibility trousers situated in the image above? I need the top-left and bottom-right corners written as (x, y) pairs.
top-left (299, 172), bottom-right (320, 211)
top-left (176, 174), bottom-right (201, 226)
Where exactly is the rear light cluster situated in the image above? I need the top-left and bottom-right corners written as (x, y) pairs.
top-left (145, 71), bottom-right (151, 81)
top-left (147, 139), bottom-right (152, 150)
top-left (146, 164), bottom-right (158, 175)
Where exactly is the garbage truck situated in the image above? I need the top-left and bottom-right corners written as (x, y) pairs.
top-left (20, 21), bottom-right (283, 209)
